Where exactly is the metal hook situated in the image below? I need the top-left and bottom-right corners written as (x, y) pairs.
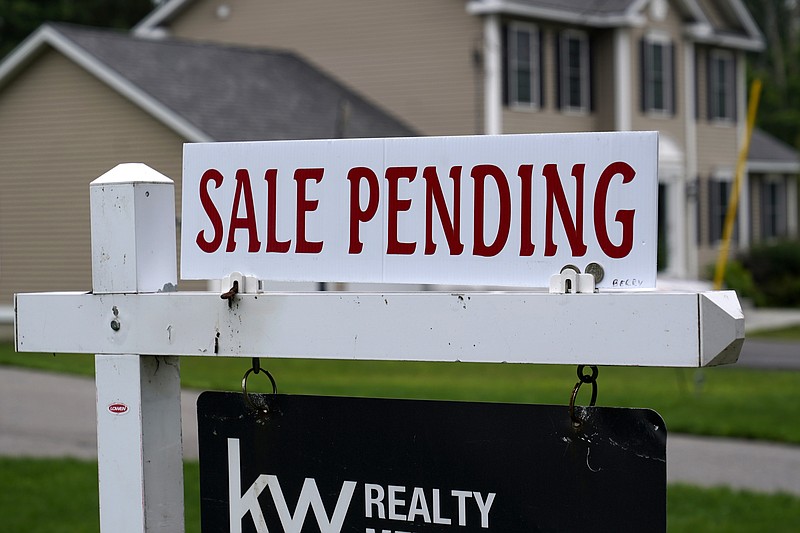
top-left (221, 280), bottom-right (239, 308)
top-left (242, 357), bottom-right (277, 415)
top-left (569, 365), bottom-right (598, 427)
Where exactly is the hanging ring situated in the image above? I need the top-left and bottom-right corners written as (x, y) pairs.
top-left (569, 365), bottom-right (598, 427)
top-left (242, 357), bottom-right (277, 414)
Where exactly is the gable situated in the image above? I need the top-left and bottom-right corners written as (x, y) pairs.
top-left (0, 47), bottom-right (186, 305)
top-left (0, 24), bottom-right (416, 144)
top-left (56, 24), bottom-right (416, 141)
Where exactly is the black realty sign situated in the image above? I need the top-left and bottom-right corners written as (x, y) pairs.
top-left (197, 393), bottom-right (666, 532)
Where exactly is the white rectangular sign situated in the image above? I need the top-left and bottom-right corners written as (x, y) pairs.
top-left (181, 132), bottom-right (658, 288)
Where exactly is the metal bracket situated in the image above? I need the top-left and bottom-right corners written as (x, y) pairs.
top-left (221, 272), bottom-right (260, 296)
top-left (549, 267), bottom-right (596, 294)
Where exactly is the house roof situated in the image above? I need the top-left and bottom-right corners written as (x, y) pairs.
top-left (748, 129), bottom-right (800, 174)
top-left (466, 0), bottom-right (763, 50)
top-left (0, 23), bottom-right (416, 142)
top-left (136, 0), bottom-right (763, 50)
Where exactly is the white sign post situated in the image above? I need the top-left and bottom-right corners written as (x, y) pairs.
top-left (14, 133), bottom-right (744, 532)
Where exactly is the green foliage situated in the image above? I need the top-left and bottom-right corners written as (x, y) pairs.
top-left (0, 0), bottom-right (156, 59)
top-left (722, 259), bottom-right (763, 305)
top-left (740, 240), bottom-right (800, 307)
top-left (743, 0), bottom-right (800, 149)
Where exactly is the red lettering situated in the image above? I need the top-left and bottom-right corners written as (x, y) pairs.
top-left (386, 166), bottom-right (417, 255)
top-left (471, 165), bottom-right (511, 257)
top-left (226, 169), bottom-right (261, 253)
top-left (542, 163), bottom-right (587, 257)
top-left (423, 166), bottom-right (464, 255)
top-left (264, 169), bottom-right (290, 253)
top-left (294, 168), bottom-right (324, 254)
top-left (594, 161), bottom-right (636, 259)
top-left (518, 164), bottom-right (535, 256)
top-left (196, 169), bottom-right (224, 253)
top-left (347, 167), bottom-right (380, 254)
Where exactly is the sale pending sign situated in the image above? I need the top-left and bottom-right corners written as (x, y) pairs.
top-left (181, 132), bottom-right (657, 288)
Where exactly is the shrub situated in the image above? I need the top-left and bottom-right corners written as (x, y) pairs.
top-left (722, 260), bottom-right (764, 306)
top-left (739, 240), bottom-right (800, 307)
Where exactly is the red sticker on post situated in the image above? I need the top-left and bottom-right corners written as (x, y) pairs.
top-left (108, 402), bottom-right (129, 415)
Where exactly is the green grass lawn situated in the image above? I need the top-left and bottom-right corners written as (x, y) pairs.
top-left (3, 341), bottom-right (800, 444)
top-left (1, 458), bottom-right (797, 533)
top-left (3, 335), bottom-right (800, 531)
top-left (749, 324), bottom-right (800, 340)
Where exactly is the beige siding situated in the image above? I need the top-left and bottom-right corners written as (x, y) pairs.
top-left (168, 0), bottom-right (483, 136)
top-left (0, 49), bottom-right (186, 306)
top-left (696, 123), bottom-right (737, 175)
top-left (593, 31), bottom-right (616, 129)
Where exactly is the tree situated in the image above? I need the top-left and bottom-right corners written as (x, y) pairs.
top-left (0, 0), bottom-right (156, 59)
top-left (743, 0), bottom-right (800, 148)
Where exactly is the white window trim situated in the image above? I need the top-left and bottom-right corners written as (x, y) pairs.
top-left (507, 22), bottom-right (540, 109)
top-left (709, 49), bottom-right (736, 123)
top-left (560, 29), bottom-right (590, 114)
top-left (643, 32), bottom-right (673, 117)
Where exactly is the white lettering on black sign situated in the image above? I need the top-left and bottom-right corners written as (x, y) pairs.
top-left (228, 438), bottom-right (495, 532)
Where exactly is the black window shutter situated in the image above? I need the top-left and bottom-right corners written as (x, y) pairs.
top-left (707, 50), bottom-right (714, 121)
top-left (502, 24), bottom-right (509, 106)
top-left (695, 178), bottom-right (703, 245)
top-left (695, 49), bottom-right (701, 119)
top-left (555, 31), bottom-right (562, 110)
top-left (640, 37), bottom-right (647, 112)
top-left (539, 29), bottom-right (546, 108)
top-left (589, 35), bottom-right (596, 113)
top-left (731, 55), bottom-right (738, 121)
top-left (710, 180), bottom-right (722, 242)
top-left (670, 42), bottom-right (677, 116)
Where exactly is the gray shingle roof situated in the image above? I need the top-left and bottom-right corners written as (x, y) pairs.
top-left (51, 23), bottom-right (416, 141)
top-left (749, 128), bottom-right (800, 170)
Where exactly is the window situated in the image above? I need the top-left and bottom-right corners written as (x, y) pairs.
top-left (507, 23), bottom-right (540, 107)
top-left (760, 177), bottom-right (788, 240)
top-left (559, 30), bottom-right (590, 112)
top-left (709, 50), bottom-right (735, 121)
top-left (641, 34), bottom-right (674, 114)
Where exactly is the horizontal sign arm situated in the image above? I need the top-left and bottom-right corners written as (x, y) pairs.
top-left (15, 290), bottom-right (743, 367)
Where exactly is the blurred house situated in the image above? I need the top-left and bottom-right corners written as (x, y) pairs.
top-left (134, 0), bottom-right (794, 277)
top-left (0, 23), bottom-right (414, 318)
top-left (0, 0), bottom-right (796, 324)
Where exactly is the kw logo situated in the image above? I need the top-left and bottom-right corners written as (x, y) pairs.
top-left (228, 438), bottom-right (356, 533)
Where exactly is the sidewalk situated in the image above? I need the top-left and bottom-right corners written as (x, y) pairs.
top-left (744, 306), bottom-right (800, 332)
top-left (1, 366), bottom-right (799, 496)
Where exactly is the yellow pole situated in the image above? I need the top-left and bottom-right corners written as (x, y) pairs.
top-left (713, 79), bottom-right (762, 290)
